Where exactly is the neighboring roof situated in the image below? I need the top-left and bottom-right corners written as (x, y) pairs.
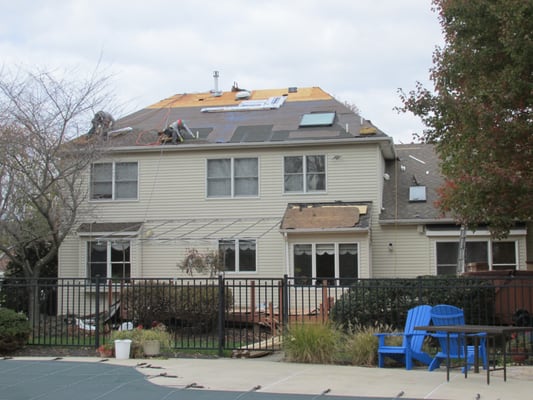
top-left (380, 144), bottom-right (453, 224)
top-left (85, 86), bottom-right (394, 158)
top-left (280, 202), bottom-right (372, 233)
top-left (77, 222), bottom-right (143, 235)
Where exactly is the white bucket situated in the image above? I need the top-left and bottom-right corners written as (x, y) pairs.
top-left (114, 339), bottom-right (132, 359)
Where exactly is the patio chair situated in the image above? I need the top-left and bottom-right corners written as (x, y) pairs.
top-left (428, 304), bottom-right (487, 372)
top-left (375, 304), bottom-right (433, 370)
top-left (65, 300), bottom-right (123, 334)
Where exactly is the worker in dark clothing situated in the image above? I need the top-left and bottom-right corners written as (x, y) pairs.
top-left (160, 119), bottom-right (185, 144)
top-left (88, 111), bottom-right (115, 139)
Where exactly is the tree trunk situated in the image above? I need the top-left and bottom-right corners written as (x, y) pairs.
top-left (457, 225), bottom-right (466, 275)
top-left (27, 280), bottom-right (41, 327)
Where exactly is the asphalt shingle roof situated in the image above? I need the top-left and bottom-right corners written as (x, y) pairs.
top-left (380, 144), bottom-right (451, 223)
top-left (84, 87), bottom-right (390, 148)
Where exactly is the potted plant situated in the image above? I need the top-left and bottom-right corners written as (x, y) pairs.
top-left (138, 323), bottom-right (172, 357)
top-left (96, 342), bottom-right (114, 357)
top-left (509, 332), bottom-right (529, 364)
top-left (110, 329), bottom-right (141, 358)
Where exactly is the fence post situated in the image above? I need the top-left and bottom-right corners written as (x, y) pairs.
top-left (416, 276), bottom-right (422, 305)
top-left (217, 274), bottom-right (225, 357)
top-left (282, 275), bottom-right (289, 330)
top-left (94, 275), bottom-right (101, 348)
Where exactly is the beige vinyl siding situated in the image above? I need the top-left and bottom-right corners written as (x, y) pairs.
top-left (372, 225), bottom-right (433, 277)
top-left (83, 145), bottom-right (381, 221)
top-left (58, 234), bottom-right (80, 277)
top-left (63, 142), bottom-right (383, 279)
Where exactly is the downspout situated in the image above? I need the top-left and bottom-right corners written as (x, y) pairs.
top-left (284, 232), bottom-right (290, 276)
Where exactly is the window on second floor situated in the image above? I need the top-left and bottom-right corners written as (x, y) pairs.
top-left (284, 155), bottom-right (326, 193)
top-left (87, 240), bottom-right (131, 282)
top-left (219, 239), bottom-right (256, 272)
top-left (207, 158), bottom-right (258, 198)
top-left (90, 162), bottom-right (138, 200)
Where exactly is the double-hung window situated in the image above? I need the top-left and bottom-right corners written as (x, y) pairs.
top-left (207, 158), bottom-right (258, 198)
top-left (219, 239), bottom-right (256, 272)
top-left (284, 155), bottom-right (325, 193)
top-left (90, 162), bottom-right (138, 200)
top-left (87, 240), bottom-right (131, 282)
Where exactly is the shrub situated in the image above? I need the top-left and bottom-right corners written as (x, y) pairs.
top-left (137, 323), bottom-right (172, 351)
top-left (330, 276), bottom-right (496, 329)
top-left (122, 283), bottom-right (233, 332)
top-left (283, 323), bottom-right (340, 364)
top-left (343, 324), bottom-right (401, 367)
top-left (0, 308), bottom-right (31, 354)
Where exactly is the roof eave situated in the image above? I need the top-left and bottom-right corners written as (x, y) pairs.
top-left (100, 136), bottom-right (396, 156)
top-left (77, 230), bottom-right (141, 237)
top-left (379, 218), bottom-right (456, 226)
top-left (280, 227), bottom-right (369, 234)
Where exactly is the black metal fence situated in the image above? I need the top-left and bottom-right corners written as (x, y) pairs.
top-left (1, 274), bottom-right (532, 355)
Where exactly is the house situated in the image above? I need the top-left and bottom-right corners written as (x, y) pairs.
top-left (379, 144), bottom-right (529, 276)
top-left (58, 83), bottom-right (530, 285)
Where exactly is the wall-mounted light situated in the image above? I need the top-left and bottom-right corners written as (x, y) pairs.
top-left (332, 155), bottom-right (341, 160)
top-left (388, 242), bottom-right (393, 252)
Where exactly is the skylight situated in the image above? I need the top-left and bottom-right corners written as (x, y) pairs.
top-left (299, 112), bottom-right (335, 127)
top-left (409, 186), bottom-right (427, 202)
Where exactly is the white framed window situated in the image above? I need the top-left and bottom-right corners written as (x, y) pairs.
top-left (87, 240), bottom-right (131, 282)
top-left (219, 239), bottom-right (256, 272)
top-left (207, 158), bottom-right (258, 198)
top-left (90, 162), bottom-right (138, 200)
top-left (284, 155), bottom-right (326, 193)
top-left (293, 242), bottom-right (358, 285)
top-left (436, 240), bottom-right (517, 275)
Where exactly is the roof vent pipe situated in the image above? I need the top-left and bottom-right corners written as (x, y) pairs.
top-left (212, 71), bottom-right (222, 97)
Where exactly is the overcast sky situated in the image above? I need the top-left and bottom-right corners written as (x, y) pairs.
top-left (1, 0), bottom-right (443, 144)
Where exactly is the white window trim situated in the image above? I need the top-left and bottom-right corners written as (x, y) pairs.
top-left (426, 228), bottom-right (526, 237)
top-left (434, 239), bottom-right (518, 273)
top-left (283, 154), bottom-right (327, 194)
top-left (90, 161), bottom-right (139, 201)
top-left (291, 242), bottom-right (359, 284)
top-left (219, 238), bottom-right (258, 274)
top-left (86, 239), bottom-right (132, 279)
top-left (206, 157), bottom-right (259, 199)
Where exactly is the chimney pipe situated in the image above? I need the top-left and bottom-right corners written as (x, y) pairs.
top-left (212, 71), bottom-right (221, 97)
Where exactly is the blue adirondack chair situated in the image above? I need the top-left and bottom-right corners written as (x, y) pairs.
top-left (375, 305), bottom-right (433, 370)
top-left (428, 304), bottom-right (487, 372)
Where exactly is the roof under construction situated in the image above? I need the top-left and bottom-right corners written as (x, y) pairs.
top-left (280, 202), bottom-right (372, 232)
top-left (86, 84), bottom-right (391, 151)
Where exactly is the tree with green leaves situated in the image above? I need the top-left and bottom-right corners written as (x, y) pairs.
top-left (0, 66), bottom-right (113, 321)
top-left (399, 0), bottom-right (532, 238)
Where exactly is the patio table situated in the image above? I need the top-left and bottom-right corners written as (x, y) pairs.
top-left (415, 324), bottom-right (532, 384)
